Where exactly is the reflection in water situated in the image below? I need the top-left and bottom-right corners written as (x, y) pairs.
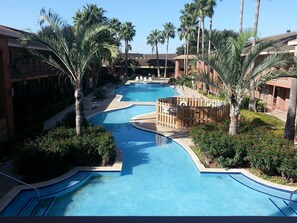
top-left (155, 134), bottom-right (168, 148)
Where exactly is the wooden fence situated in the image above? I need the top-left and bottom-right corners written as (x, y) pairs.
top-left (157, 97), bottom-right (229, 130)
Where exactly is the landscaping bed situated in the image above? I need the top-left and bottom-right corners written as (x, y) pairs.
top-left (190, 110), bottom-right (297, 186)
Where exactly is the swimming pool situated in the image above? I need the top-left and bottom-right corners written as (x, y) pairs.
top-left (1, 105), bottom-right (297, 216)
top-left (113, 83), bottom-right (179, 102)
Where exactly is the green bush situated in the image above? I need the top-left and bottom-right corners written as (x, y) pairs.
top-left (248, 131), bottom-right (296, 179)
top-left (15, 126), bottom-right (116, 182)
top-left (190, 122), bottom-right (249, 168)
top-left (256, 99), bottom-right (265, 112)
top-left (190, 118), bottom-right (297, 182)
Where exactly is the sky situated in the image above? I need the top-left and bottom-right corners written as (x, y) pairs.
top-left (0, 0), bottom-right (296, 54)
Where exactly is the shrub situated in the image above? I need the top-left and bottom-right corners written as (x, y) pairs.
top-left (93, 88), bottom-right (107, 100)
top-left (190, 118), bottom-right (297, 183)
top-left (256, 99), bottom-right (265, 112)
top-left (247, 131), bottom-right (296, 180)
top-left (15, 126), bottom-right (116, 182)
top-left (190, 122), bottom-right (249, 168)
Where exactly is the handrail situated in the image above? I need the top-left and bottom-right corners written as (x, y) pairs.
top-left (0, 171), bottom-right (40, 200)
top-left (289, 189), bottom-right (297, 208)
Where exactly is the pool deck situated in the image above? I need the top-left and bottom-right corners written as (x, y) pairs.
top-left (0, 79), bottom-right (296, 214)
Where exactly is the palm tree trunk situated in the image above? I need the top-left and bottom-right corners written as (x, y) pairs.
top-left (229, 99), bottom-right (240, 135)
top-left (124, 39), bottom-right (128, 76)
top-left (284, 78), bottom-right (297, 140)
top-left (284, 45), bottom-right (297, 140)
top-left (186, 39), bottom-right (189, 76)
top-left (156, 44), bottom-right (160, 77)
top-left (248, 0), bottom-right (261, 111)
top-left (164, 38), bottom-right (169, 78)
top-left (74, 86), bottom-right (84, 136)
top-left (197, 21), bottom-right (201, 55)
top-left (239, 0), bottom-right (244, 33)
top-left (201, 16), bottom-right (205, 55)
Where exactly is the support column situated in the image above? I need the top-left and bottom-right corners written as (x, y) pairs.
top-left (174, 60), bottom-right (180, 78)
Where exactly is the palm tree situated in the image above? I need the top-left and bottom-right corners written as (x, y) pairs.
top-left (73, 4), bottom-right (107, 29)
top-left (119, 22), bottom-right (136, 76)
top-left (194, 0), bottom-right (211, 55)
top-left (191, 30), bottom-right (291, 135)
top-left (179, 11), bottom-right (197, 76)
top-left (239, 0), bottom-right (245, 33)
top-left (206, 0), bottom-right (217, 72)
top-left (163, 22), bottom-right (175, 78)
top-left (284, 42), bottom-right (297, 140)
top-left (249, 0), bottom-right (261, 111)
top-left (20, 9), bottom-right (119, 136)
top-left (109, 18), bottom-right (122, 46)
top-left (146, 30), bottom-right (165, 77)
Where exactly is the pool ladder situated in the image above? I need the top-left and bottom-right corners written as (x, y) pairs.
top-left (0, 171), bottom-right (40, 200)
top-left (289, 189), bottom-right (297, 208)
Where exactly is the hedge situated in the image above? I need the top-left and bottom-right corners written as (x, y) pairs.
top-left (190, 121), bottom-right (297, 182)
top-left (15, 126), bottom-right (116, 182)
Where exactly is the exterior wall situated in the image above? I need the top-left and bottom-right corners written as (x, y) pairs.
top-left (256, 77), bottom-right (292, 112)
top-left (0, 36), bottom-right (15, 139)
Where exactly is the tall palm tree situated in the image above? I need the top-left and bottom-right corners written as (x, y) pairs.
top-left (146, 30), bottom-right (165, 77)
top-left (163, 22), bottom-right (175, 78)
top-left (73, 4), bottom-right (107, 29)
top-left (192, 30), bottom-right (291, 135)
top-left (194, 0), bottom-right (211, 55)
top-left (207, 0), bottom-right (217, 65)
top-left (179, 11), bottom-right (197, 76)
top-left (20, 9), bottom-right (119, 136)
top-left (249, 0), bottom-right (261, 111)
top-left (284, 42), bottom-right (297, 140)
top-left (239, 0), bottom-right (245, 33)
top-left (109, 18), bottom-right (122, 46)
top-left (119, 22), bottom-right (136, 76)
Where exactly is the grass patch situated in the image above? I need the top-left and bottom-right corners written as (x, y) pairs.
top-left (249, 168), bottom-right (297, 187)
top-left (240, 109), bottom-right (284, 129)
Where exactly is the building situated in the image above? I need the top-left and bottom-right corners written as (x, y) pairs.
top-left (173, 31), bottom-right (297, 112)
top-left (112, 53), bottom-right (177, 77)
top-left (0, 25), bottom-right (73, 142)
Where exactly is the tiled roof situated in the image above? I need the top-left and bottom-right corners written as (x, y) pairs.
top-left (0, 25), bottom-right (23, 38)
top-left (244, 31), bottom-right (297, 53)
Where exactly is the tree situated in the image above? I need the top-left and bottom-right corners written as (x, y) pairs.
top-left (194, 0), bottom-right (212, 55)
top-left (239, 0), bottom-right (244, 33)
top-left (163, 22), bottom-right (175, 78)
top-left (109, 18), bottom-right (122, 47)
top-left (73, 4), bottom-right (107, 29)
top-left (20, 9), bottom-right (119, 136)
top-left (179, 6), bottom-right (198, 76)
top-left (248, 0), bottom-right (261, 111)
top-left (146, 30), bottom-right (165, 77)
top-left (192, 30), bottom-right (291, 135)
top-left (284, 42), bottom-right (297, 140)
top-left (119, 22), bottom-right (136, 76)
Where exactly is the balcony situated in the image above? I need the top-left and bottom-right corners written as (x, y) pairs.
top-left (10, 64), bottom-right (57, 81)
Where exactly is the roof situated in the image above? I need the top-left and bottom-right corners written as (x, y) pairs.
top-left (244, 31), bottom-right (297, 53)
top-left (173, 55), bottom-right (196, 60)
top-left (115, 58), bottom-right (175, 68)
top-left (122, 53), bottom-right (178, 60)
top-left (0, 25), bottom-right (23, 38)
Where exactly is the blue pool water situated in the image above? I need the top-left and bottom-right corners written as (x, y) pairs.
top-left (113, 83), bottom-right (179, 101)
top-left (2, 105), bottom-right (297, 216)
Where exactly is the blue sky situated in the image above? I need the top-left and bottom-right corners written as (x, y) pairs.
top-left (0, 0), bottom-right (296, 54)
